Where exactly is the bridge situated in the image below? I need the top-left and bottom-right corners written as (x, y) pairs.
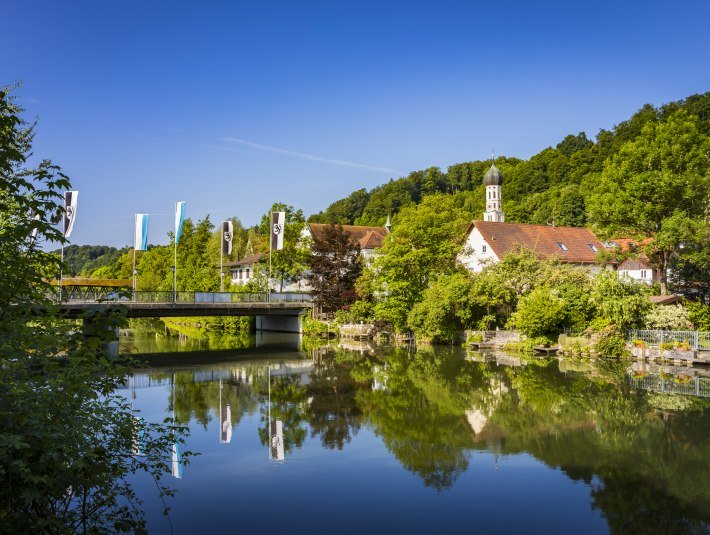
top-left (56, 290), bottom-right (312, 319)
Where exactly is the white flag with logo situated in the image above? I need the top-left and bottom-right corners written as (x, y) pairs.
top-left (63, 191), bottom-right (78, 238)
top-left (134, 214), bottom-right (149, 251)
top-left (221, 220), bottom-right (233, 255)
top-left (271, 211), bottom-right (285, 251)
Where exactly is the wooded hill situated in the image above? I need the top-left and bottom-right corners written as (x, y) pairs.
top-left (308, 92), bottom-right (710, 228)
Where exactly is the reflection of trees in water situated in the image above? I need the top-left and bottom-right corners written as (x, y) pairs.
top-left (305, 349), bottom-right (367, 450)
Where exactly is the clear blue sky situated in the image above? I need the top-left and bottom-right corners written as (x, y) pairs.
top-left (4, 0), bottom-right (710, 247)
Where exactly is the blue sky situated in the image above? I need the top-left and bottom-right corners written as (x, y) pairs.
top-left (4, 0), bottom-right (710, 247)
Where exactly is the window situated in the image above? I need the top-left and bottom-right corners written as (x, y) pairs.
top-left (641, 270), bottom-right (647, 278)
top-left (556, 242), bottom-right (568, 251)
top-left (246, 268), bottom-right (250, 279)
top-left (238, 269), bottom-right (243, 280)
top-left (482, 245), bottom-right (487, 253)
top-left (587, 244), bottom-right (598, 252)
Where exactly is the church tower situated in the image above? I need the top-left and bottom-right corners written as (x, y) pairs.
top-left (483, 163), bottom-right (504, 222)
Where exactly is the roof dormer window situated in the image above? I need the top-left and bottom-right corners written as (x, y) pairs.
top-left (587, 244), bottom-right (598, 252)
top-left (556, 242), bottom-right (568, 251)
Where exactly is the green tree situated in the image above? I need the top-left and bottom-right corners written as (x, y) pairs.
top-left (407, 271), bottom-right (475, 343)
top-left (0, 87), bottom-right (188, 531)
top-left (588, 110), bottom-right (710, 294)
top-left (362, 195), bottom-right (471, 331)
top-left (259, 202), bottom-right (308, 291)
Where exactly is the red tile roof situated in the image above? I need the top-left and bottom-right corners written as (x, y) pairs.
top-left (469, 220), bottom-right (606, 264)
top-left (224, 253), bottom-right (264, 267)
top-left (307, 223), bottom-right (388, 250)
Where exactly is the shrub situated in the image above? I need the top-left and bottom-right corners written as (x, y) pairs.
top-left (644, 304), bottom-right (693, 330)
top-left (509, 286), bottom-right (566, 337)
top-left (593, 326), bottom-right (630, 357)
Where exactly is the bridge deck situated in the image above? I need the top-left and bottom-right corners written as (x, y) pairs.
top-left (55, 291), bottom-right (312, 318)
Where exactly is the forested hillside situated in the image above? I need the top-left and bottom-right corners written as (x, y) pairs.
top-left (53, 244), bottom-right (129, 276)
top-left (309, 92), bottom-right (710, 227)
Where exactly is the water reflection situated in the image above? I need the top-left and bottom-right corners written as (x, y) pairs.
top-left (122, 334), bottom-right (710, 533)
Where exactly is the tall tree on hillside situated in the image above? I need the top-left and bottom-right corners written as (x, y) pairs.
top-left (588, 110), bottom-right (710, 294)
top-left (307, 223), bottom-right (362, 310)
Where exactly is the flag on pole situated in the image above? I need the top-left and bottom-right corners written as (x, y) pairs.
top-left (171, 443), bottom-right (183, 479)
top-left (134, 214), bottom-right (149, 251)
top-left (269, 419), bottom-right (285, 461)
top-left (271, 211), bottom-right (285, 251)
top-left (29, 212), bottom-right (40, 242)
top-left (174, 201), bottom-right (186, 243)
top-left (63, 191), bottom-right (78, 237)
top-left (221, 220), bottom-right (233, 255)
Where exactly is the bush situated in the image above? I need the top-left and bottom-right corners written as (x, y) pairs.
top-left (686, 300), bottom-right (710, 331)
top-left (644, 304), bottom-right (693, 330)
top-left (593, 326), bottom-right (630, 357)
top-left (509, 286), bottom-right (566, 337)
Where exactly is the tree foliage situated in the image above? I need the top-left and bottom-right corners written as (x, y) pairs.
top-left (307, 223), bottom-right (362, 311)
top-left (0, 87), bottom-right (189, 531)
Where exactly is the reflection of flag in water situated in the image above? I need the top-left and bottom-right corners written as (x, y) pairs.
top-left (220, 404), bottom-right (232, 444)
top-left (171, 443), bottom-right (183, 479)
top-left (132, 416), bottom-right (145, 455)
top-left (269, 419), bottom-right (285, 461)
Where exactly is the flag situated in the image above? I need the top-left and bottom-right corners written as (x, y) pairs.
top-left (221, 220), bottom-right (233, 255)
top-left (63, 191), bottom-right (78, 238)
top-left (220, 403), bottom-right (232, 444)
top-left (174, 201), bottom-right (186, 243)
top-left (269, 419), bottom-right (285, 461)
top-left (270, 211), bottom-right (285, 251)
top-left (29, 212), bottom-right (40, 242)
top-left (171, 443), bottom-right (183, 479)
top-left (134, 213), bottom-right (149, 251)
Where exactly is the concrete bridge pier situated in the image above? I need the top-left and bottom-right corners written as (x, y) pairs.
top-left (256, 315), bottom-right (302, 334)
top-left (81, 315), bottom-right (121, 358)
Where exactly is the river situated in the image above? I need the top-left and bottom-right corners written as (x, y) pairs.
top-left (117, 325), bottom-right (710, 534)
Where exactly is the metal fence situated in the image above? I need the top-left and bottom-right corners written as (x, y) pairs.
top-left (627, 329), bottom-right (710, 350)
top-left (629, 373), bottom-right (710, 398)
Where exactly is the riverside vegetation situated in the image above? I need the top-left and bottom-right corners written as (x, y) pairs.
top-left (0, 87), bottom-right (192, 531)
top-left (56, 92), bottom-right (710, 351)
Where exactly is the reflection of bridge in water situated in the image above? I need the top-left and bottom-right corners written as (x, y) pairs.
top-left (124, 360), bottom-right (314, 390)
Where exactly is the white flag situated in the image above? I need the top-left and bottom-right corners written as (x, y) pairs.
top-left (221, 221), bottom-right (233, 255)
top-left (134, 214), bottom-right (149, 251)
top-left (271, 211), bottom-right (285, 251)
top-left (63, 191), bottom-right (78, 238)
top-left (174, 201), bottom-right (186, 243)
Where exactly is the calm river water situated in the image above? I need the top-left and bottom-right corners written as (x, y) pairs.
top-left (118, 327), bottom-right (710, 534)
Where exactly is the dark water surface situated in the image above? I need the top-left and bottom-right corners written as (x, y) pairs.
top-left (118, 331), bottom-right (710, 534)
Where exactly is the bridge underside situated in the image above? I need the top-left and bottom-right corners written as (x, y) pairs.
top-left (58, 302), bottom-right (310, 319)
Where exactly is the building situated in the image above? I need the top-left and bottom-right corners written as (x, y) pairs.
top-left (225, 253), bottom-right (263, 286)
top-left (302, 222), bottom-right (389, 260)
top-left (613, 238), bottom-right (658, 285)
top-left (459, 164), bottom-right (610, 273)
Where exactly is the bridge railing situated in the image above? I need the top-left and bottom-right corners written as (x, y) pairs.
top-left (54, 290), bottom-right (312, 305)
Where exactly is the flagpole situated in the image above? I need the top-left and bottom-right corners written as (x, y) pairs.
top-left (268, 211), bottom-right (272, 303)
top-left (174, 236), bottom-right (177, 303)
top-left (132, 215), bottom-right (137, 297)
top-left (59, 243), bottom-right (64, 303)
top-left (220, 246), bottom-right (224, 293)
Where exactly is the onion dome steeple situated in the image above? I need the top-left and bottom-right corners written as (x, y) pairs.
top-left (484, 163), bottom-right (504, 186)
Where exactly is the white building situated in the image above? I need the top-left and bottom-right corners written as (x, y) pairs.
top-left (459, 164), bottom-right (610, 273)
top-left (225, 253), bottom-right (263, 286)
